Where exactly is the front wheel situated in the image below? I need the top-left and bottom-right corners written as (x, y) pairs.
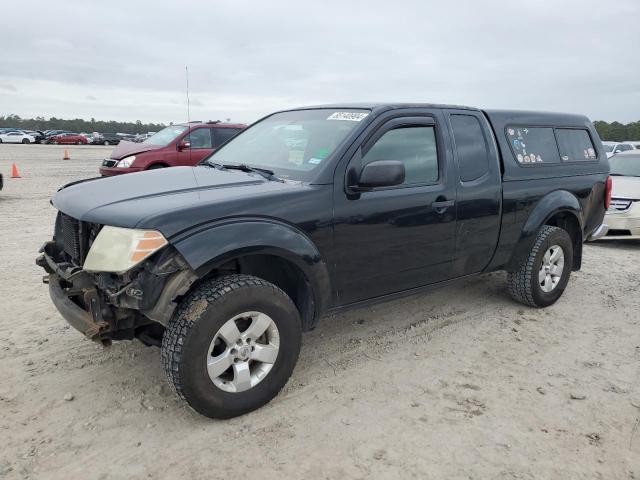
top-left (507, 225), bottom-right (573, 307)
top-left (103, 140), bottom-right (110, 146)
top-left (161, 274), bottom-right (301, 419)
top-left (22, 138), bottom-right (30, 144)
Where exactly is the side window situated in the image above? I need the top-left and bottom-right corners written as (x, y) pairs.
top-left (186, 128), bottom-right (212, 149)
top-left (214, 128), bottom-right (242, 147)
top-left (450, 114), bottom-right (490, 182)
top-left (555, 129), bottom-right (597, 161)
top-left (362, 126), bottom-right (438, 185)
top-left (619, 144), bottom-right (633, 152)
top-left (506, 126), bottom-right (560, 164)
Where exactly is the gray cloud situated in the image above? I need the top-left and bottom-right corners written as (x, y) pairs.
top-left (0, 0), bottom-right (638, 123)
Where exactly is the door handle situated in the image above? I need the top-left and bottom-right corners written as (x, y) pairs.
top-left (431, 199), bottom-right (455, 212)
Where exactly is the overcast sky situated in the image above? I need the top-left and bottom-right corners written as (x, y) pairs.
top-left (1, 0), bottom-right (638, 125)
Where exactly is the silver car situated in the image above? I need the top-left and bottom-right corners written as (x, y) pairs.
top-left (592, 151), bottom-right (640, 239)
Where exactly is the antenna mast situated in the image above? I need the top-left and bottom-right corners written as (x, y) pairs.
top-left (185, 65), bottom-right (191, 123)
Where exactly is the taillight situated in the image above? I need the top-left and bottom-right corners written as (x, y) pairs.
top-left (604, 175), bottom-right (612, 210)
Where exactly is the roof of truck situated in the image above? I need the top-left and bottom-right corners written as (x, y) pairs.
top-left (287, 103), bottom-right (480, 112)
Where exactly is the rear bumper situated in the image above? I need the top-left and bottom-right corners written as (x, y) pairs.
top-left (99, 166), bottom-right (143, 176)
top-left (589, 202), bottom-right (640, 240)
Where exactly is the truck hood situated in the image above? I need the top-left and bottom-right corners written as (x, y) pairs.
top-left (611, 175), bottom-right (640, 199)
top-left (51, 166), bottom-right (290, 235)
top-left (107, 140), bottom-right (165, 160)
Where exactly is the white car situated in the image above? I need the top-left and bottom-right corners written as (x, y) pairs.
top-left (591, 151), bottom-right (640, 240)
top-left (0, 131), bottom-right (36, 144)
top-left (602, 141), bottom-right (635, 158)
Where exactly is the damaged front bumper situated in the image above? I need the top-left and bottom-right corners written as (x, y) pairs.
top-left (36, 240), bottom-right (197, 345)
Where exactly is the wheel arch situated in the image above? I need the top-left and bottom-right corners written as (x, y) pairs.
top-left (171, 219), bottom-right (331, 331)
top-left (508, 190), bottom-right (584, 272)
top-left (145, 162), bottom-right (169, 170)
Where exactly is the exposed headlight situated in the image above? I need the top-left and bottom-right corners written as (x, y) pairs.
top-left (116, 155), bottom-right (136, 168)
top-left (83, 226), bottom-right (168, 273)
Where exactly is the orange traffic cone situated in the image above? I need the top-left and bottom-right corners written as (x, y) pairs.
top-left (11, 163), bottom-right (21, 178)
top-left (63, 149), bottom-right (70, 160)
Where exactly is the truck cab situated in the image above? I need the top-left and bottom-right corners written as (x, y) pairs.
top-left (37, 103), bottom-right (610, 419)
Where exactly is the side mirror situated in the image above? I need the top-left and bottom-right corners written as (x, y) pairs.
top-left (178, 140), bottom-right (191, 151)
top-left (354, 160), bottom-right (405, 190)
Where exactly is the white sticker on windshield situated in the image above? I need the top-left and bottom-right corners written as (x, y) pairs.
top-left (327, 112), bottom-right (369, 122)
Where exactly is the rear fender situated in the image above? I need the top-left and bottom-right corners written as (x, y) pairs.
top-left (507, 190), bottom-right (583, 271)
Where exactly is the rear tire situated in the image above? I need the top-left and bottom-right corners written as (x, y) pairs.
top-left (161, 274), bottom-right (302, 419)
top-left (103, 140), bottom-right (110, 146)
top-left (507, 225), bottom-right (573, 307)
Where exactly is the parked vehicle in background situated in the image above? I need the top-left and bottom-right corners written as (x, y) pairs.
top-left (591, 151), bottom-right (640, 240)
top-left (602, 141), bottom-right (635, 158)
top-left (92, 133), bottom-right (122, 146)
top-left (623, 141), bottom-right (640, 149)
top-left (48, 133), bottom-right (89, 145)
top-left (99, 122), bottom-right (245, 176)
top-left (39, 104), bottom-right (609, 419)
top-left (44, 130), bottom-right (74, 142)
top-left (0, 131), bottom-right (36, 144)
top-left (22, 130), bottom-right (45, 143)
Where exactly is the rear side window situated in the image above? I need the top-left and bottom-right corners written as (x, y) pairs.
top-left (556, 129), bottom-right (597, 161)
top-left (506, 127), bottom-right (560, 164)
top-left (362, 126), bottom-right (438, 185)
top-left (214, 128), bottom-right (242, 147)
top-left (450, 114), bottom-right (490, 182)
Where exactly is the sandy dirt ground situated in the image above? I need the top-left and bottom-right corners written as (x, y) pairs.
top-left (0, 144), bottom-right (639, 479)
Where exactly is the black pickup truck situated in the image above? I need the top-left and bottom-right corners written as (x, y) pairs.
top-left (37, 104), bottom-right (611, 418)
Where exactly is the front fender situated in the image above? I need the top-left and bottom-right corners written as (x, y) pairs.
top-left (508, 190), bottom-right (583, 271)
top-left (171, 218), bottom-right (331, 320)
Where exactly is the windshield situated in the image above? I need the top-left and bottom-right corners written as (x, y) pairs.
top-left (610, 155), bottom-right (640, 177)
top-left (143, 126), bottom-right (188, 146)
top-left (602, 144), bottom-right (615, 152)
top-left (205, 109), bottom-right (369, 181)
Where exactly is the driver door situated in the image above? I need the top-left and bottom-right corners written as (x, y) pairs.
top-left (332, 111), bottom-right (458, 305)
top-left (176, 127), bottom-right (215, 166)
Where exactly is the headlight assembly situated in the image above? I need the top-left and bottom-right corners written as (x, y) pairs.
top-left (116, 155), bottom-right (136, 168)
top-left (83, 226), bottom-right (168, 273)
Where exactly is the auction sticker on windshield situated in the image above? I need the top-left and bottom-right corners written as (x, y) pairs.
top-left (327, 112), bottom-right (369, 121)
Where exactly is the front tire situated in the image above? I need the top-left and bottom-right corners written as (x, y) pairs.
top-left (507, 225), bottom-right (573, 307)
top-left (22, 138), bottom-right (30, 144)
top-left (103, 140), bottom-right (110, 146)
top-left (161, 274), bottom-right (302, 419)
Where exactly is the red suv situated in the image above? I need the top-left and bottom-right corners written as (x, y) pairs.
top-left (99, 122), bottom-right (245, 176)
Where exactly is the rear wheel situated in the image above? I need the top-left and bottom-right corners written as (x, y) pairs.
top-left (507, 225), bottom-right (573, 307)
top-left (161, 274), bottom-right (302, 419)
top-left (103, 140), bottom-right (110, 146)
top-left (75, 140), bottom-right (82, 145)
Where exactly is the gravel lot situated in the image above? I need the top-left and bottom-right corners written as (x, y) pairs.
top-left (1, 144), bottom-right (639, 479)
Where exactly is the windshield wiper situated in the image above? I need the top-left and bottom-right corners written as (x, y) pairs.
top-left (222, 164), bottom-right (278, 181)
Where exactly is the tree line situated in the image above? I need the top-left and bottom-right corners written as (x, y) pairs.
top-left (0, 114), bottom-right (167, 135)
top-left (593, 120), bottom-right (640, 142)
top-left (1, 114), bottom-right (638, 142)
